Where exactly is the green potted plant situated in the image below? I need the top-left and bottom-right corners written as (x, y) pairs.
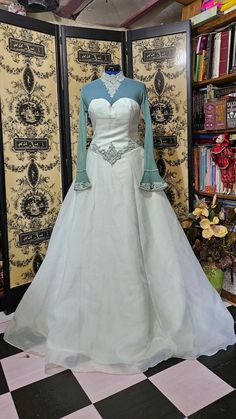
top-left (181, 194), bottom-right (236, 294)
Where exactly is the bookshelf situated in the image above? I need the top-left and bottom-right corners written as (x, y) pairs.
top-left (192, 11), bottom-right (236, 202)
top-left (194, 128), bottom-right (236, 134)
top-left (194, 190), bottom-right (236, 200)
top-left (193, 72), bottom-right (236, 87)
top-left (191, 11), bottom-right (236, 304)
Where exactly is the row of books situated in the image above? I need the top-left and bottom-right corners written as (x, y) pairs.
top-left (193, 145), bottom-right (236, 193)
top-left (193, 85), bottom-right (236, 130)
top-left (193, 131), bottom-right (236, 141)
top-left (205, 97), bottom-right (236, 130)
top-left (202, 0), bottom-right (236, 14)
top-left (193, 25), bottom-right (236, 82)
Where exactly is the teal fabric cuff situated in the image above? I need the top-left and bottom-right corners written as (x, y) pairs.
top-left (74, 170), bottom-right (91, 191)
top-left (139, 170), bottom-right (168, 191)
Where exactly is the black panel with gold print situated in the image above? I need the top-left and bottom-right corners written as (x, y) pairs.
top-left (0, 11), bottom-right (65, 309)
top-left (127, 22), bottom-right (193, 218)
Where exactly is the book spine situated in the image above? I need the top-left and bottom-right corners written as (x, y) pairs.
top-left (193, 147), bottom-right (199, 191)
top-left (206, 33), bottom-right (214, 79)
top-left (205, 101), bottom-right (216, 130)
top-left (228, 25), bottom-right (236, 72)
top-left (223, 5), bottom-right (236, 14)
top-left (221, 0), bottom-right (236, 12)
top-left (227, 99), bottom-right (236, 128)
top-left (202, 2), bottom-right (222, 11)
top-left (227, 27), bottom-right (232, 73)
top-left (215, 99), bottom-right (226, 129)
top-left (194, 53), bottom-right (201, 82)
top-left (198, 53), bottom-right (204, 81)
top-left (219, 30), bottom-right (229, 76)
top-left (212, 32), bottom-right (221, 78)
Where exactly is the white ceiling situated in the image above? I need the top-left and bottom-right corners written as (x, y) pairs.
top-left (73, 0), bottom-right (183, 29)
top-left (0, 0), bottom-right (188, 29)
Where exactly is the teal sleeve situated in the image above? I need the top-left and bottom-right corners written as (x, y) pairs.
top-left (139, 85), bottom-right (168, 191)
top-left (74, 89), bottom-right (92, 191)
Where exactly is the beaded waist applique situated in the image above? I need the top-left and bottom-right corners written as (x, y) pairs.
top-left (89, 139), bottom-right (141, 166)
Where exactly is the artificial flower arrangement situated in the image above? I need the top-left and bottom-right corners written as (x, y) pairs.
top-left (181, 194), bottom-right (236, 292)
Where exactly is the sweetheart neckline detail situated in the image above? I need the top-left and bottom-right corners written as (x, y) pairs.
top-left (88, 97), bottom-right (140, 112)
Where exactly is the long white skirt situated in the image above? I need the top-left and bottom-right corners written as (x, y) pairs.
top-left (4, 146), bottom-right (236, 374)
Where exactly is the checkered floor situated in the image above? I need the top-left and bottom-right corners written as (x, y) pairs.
top-left (0, 305), bottom-right (235, 419)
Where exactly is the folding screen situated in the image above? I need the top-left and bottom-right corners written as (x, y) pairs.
top-left (0, 12), bottom-right (191, 311)
top-left (0, 11), bottom-right (65, 311)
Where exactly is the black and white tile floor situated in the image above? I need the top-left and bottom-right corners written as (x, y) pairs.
top-left (0, 303), bottom-right (235, 419)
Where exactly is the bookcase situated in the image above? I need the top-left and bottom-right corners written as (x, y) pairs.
top-left (192, 10), bottom-right (236, 201)
top-left (192, 10), bottom-right (236, 303)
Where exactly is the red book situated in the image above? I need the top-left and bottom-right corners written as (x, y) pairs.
top-left (204, 99), bottom-right (227, 130)
top-left (219, 30), bottom-right (230, 76)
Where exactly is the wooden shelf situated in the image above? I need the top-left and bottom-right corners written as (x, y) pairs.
top-left (194, 190), bottom-right (236, 200)
top-left (193, 128), bottom-right (236, 134)
top-left (193, 73), bottom-right (236, 88)
top-left (192, 9), bottom-right (236, 36)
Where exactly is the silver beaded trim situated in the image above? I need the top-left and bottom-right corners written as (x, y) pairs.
top-left (74, 182), bottom-right (91, 191)
top-left (90, 139), bottom-right (141, 166)
top-left (139, 182), bottom-right (168, 191)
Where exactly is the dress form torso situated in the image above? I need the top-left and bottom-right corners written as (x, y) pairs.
top-left (74, 71), bottom-right (168, 192)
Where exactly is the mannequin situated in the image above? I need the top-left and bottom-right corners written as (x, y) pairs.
top-left (74, 66), bottom-right (168, 192)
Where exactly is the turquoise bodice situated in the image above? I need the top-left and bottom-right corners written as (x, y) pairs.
top-left (74, 72), bottom-right (167, 192)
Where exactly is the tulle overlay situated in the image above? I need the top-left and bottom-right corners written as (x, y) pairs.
top-left (4, 146), bottom-right (236, 374)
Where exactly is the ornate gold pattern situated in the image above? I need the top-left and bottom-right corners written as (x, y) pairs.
top-left (132, 33), bottom-right (188, 218)
top-left (0, 23), bottom-right (63, 287)
top-left (66, 38), bottom-right (122, 178)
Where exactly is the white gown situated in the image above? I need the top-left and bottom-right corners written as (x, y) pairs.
top-left (4, 97), bottom-right (236, 374)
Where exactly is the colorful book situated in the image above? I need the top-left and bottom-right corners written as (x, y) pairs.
top-left (202, 1), bottom-right (223, 11)
top-left (227, 99), bottom-right (236, 127)
top-left (219, 30), bottom-right (230, 75)
top-left (205, 33), bottom-right (214, 79)
top-left (228, 25), bottom-right (236, 71)
top-left (223, 4), bottom-right (236, 13)
top-left (212, 32), bottom-right (221, 78)
top-left (199, 50), bottom-right (207, 80)
top-left (221, 0), bottom-right (236, 11)
top-left (194, 53), bottom-right (201, 82)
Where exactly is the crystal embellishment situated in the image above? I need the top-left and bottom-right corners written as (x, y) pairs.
top-left (90, 140), bottom-right (141, 165)
top-left (100, 70), bottom-right (125, 98)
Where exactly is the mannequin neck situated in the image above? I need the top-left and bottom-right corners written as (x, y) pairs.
top-left (104, 64), bottom-right (121, 75)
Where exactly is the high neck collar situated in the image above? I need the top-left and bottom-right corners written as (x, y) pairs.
top-left (101, 70), bottom-right (124, 82)
top-left (100, 70), bottom-right (125, 98)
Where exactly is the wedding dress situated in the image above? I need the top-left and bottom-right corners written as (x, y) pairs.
top-left (4, 71), bottom-right (235, 374)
